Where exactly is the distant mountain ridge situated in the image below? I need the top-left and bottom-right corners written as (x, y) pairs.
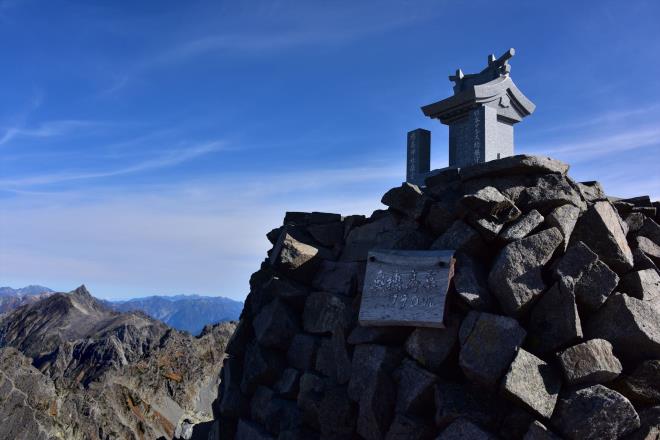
top-left (0, 285), bottom-right (54, 313)
top-left (0, 285), bottom-right (236, 439)
top-left (1, 285), bottom-right (243, 335)
top-left (107, 294), bottom-right (243, 335)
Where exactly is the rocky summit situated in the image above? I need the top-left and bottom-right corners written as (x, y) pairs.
top-left (207, 155), bottom-right (660, 439)
top-left (0, 285), bottom-right (236, 440)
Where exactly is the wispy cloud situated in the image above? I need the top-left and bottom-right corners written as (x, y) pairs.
top-left (0, 161), bottom-right (397, 299)
top-left (0, 140), bottom-right (226, 187)
top-left (526, 125), bottom-right (660, 162)
top-left (0, 119), bottom-right (103, 146)
top-left (100, 0), bottom-right (441, 94)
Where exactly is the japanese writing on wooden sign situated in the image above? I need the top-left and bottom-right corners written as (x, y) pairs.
top-left (358, 249), bottom-right (455, 328)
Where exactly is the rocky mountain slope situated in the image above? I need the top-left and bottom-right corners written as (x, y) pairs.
top-left (0, 284), bottom-right (54, 313)
top-left (108, 295), bottom-right (243, 335)
top-left (0, 286), bottom-right (236, 440)
top-left (210, 155), bottom-right (660, 439)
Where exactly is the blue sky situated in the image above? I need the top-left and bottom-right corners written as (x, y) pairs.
top-left (1, 0), bottom-right (659, 300)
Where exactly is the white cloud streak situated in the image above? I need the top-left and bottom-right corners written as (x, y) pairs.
top-left (0, 141), bottom-right (226, 188)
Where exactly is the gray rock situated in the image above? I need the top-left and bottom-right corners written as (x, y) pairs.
top-left (570, 201), bottom-right (634, 274)
top-left (551, 385), bottom-right (640, 440)
top-left (219, 356), bottom-right (247, 418)
top-left (297, 372), bottom-right (325, 429)
top-left (554, 242), bottom-right (619, 313)
top-left (633, 247), bottom-right (659, 273)
top-left (312, 260), bottom-right (363, 296)
top-left (488, 227), bottom-right (564, 317)
top-left (348, 344), bottom-right (401, 401)
top-left (235, 419), bottom-right (274, 440)
top-left (273, 368), bottom-right (300, 399)
top-left (576, 181), bottom-right (606, 203)
top-left (459, 155), bottom-right (569, 181)
top-left (260, 275), bottom-right (309, 310)
top-left (558, 339), bottom-right (622, 386)
top-left (270, 230), bottom-right (326, 283)
top-left (240, 342), bottom-right (285, 394)
top-left (627, 405), bottom-right (660, 440)
top-left (459, 311), bottom-right (526, 388)
top-left (637, 235), bottom-right (660, 265)
top-left (639, 218), bottom-right (660, 245)
top-left (286, 333), bottom-right (319, 370)
top-left (528, 281), bottom-right (583, 354)
top-left (625, 212), bottom-right (647, 234)
top-left (523, 420), bottom-right (561, 440)
top-left (616, 360), bottom-right (660, 406)
top-left (318, 385), bottom-right (357, 438)
top-left (405, 317), bottom-right (459, 373)
top-left (453, 253), bottom-right (495, 311)
top-left (619, 269), bottom-right (660, 301)
top-left (430, 220), bottom-right (485, 256)
top-left (586, 293), bottom-right (660, 363)
top-left (425, 197), bottom-right (459, 236)
top-left (499, 209), bottom-right (544, 243)
top-left (501, 348), bottom-right (561, 420)
top-left (459, 186), bottom-right (521, 223)
top-left (393, 358), bottom-right (437, 415)
top-left (546, 204), bottom-right (580, 251)
top-left (307, 221), bottom-right (344, 248)
top-left (518, 174), bottom-right (586, 213)
top-left (357, 371), bottom-right (396, 440)
top-left (436, 418), bottom-right (498, 440)
top-left (382, 183), bottom-right (430, 220)
top-left (314, 327), bottom-right (351, 384)
top-left (434, 380), bottom-right (502, 430)
top-left (253, 299), bottom-right (299, 350)
top-left (385, 414), bottom-right (435, 440)
top-left (302, 291), bottom-right (352, 334)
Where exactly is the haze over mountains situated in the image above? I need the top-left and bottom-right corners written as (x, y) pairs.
top-left (0, 285), bottom-right (243, 334)
top-left (0, 285), bottom-right (236, 439)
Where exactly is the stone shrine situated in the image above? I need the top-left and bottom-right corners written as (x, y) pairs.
top-left (407, 48), bottom-right (536, 185)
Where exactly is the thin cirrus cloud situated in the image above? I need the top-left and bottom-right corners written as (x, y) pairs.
top-left (0, 140), bottom-right (226, 188)
top-left (100, 1), bottom-right (441, 94)
top-left (0, 119), bottom-right (103, 146)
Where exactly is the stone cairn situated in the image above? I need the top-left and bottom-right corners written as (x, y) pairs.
top-left (213, 155), bottom-right (660, 440)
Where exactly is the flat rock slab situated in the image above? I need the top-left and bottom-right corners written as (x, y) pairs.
top-left (381, 183), bottom-right (429, 220)
top-left (405, 316), bottom-right (459, 373)
top-left (453, 253), bottom-right (494, 311)
top-left (546, 204), bottom-right (580, 251)
top-left (554, 241), bottom-right (619, 313)
top-left (270, 230), bottom-right (326, 283)
top-left (586, 293), bottom-right (660, 363)
top-left (570, 201), bottom-right (634, 274)
top-left (488, 227), bottom-right (563, 317)
top-left (528, 281), bottom-right (582, 354)
top-left (499, 209), bottom-right (544, 243)
top-left (558, 339), bottom-right (622, 386)
top-left (551, 385), bottom-right (640, 440)
top-left (618, 268), bottom-right (660, 301)
top-left (459, 311), bottom-right (526, 388)
top-left (348, 344), bottom-right (401, 402)
top-left (459, 155), bottom-right (569, 181)
top-left (359, 249), bottom-right (454, 328)
top-left (501, 348), bottom-right (561, 420)
top-left (393, 358), bottom-right (438, 415)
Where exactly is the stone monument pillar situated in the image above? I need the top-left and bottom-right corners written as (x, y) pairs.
top-left (406, 128), bottom-right (431, 185)
top-left (421, 48), bottom-right (536, 168)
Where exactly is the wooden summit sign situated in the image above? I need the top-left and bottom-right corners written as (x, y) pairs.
top-left (358, 249), bottom-right (455, 328)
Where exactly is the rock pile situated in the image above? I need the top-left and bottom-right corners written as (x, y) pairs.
top-left (213, 155), bottom-right (660, 440)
